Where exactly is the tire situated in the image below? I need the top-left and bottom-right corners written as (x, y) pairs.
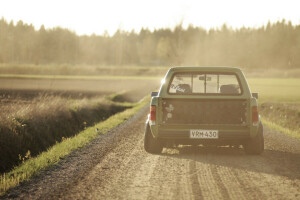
top-left (144, 123), bottom-right (163, 154)
top-left (243, 122), bottom-right (264, 155)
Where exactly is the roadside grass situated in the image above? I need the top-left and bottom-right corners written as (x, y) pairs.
top-left (0, 96), bottom-right (149, 196)
top-left (247, 78), bottom-right (300, 139)
top-left (259, 102), bottom-right (300, 139)
top-left (0, 93), bottom-right (134, 173)
top-left (261, 117), bottom-right (300, 139)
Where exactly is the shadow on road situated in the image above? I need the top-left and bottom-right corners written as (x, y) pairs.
top-left (161, 145), bottom-right (300, 180)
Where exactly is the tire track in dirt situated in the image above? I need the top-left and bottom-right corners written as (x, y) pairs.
top-left (171, 164), bottom-right (187, 200)
top-left (146, 151), bottom-right (185, 200)
top-left (188, 160), bottom-right (203, 200)
top-left (210, 165), bottom-right (231, 199)
top-left (124, 140), bottom-right (160, 200)
top-left (196, 160), bottom-right (221, 199)
top-left (215, 165), bottom-right (246, 200)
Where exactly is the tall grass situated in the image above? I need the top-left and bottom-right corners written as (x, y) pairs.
top-left (260, 103), bottom-right (300, 139)
top-left (0, 96), bottom-right (149, 196)
top-left (0, 94), bottom-right (131, 173)
top-left (261, 118), bottom-right (300, 139)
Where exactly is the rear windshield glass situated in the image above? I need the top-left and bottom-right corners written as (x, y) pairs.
top-left (168, 73), bottom-right (242, 95)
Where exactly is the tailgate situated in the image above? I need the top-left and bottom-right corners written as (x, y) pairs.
top-left (161, 98), bottom-right (248, 125)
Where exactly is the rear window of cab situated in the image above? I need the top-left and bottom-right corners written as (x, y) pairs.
top-left (168, 72), bottom-right (242, 95)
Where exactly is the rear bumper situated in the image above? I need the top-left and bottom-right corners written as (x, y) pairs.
top-left (155, 125), bottom-right (250, 145)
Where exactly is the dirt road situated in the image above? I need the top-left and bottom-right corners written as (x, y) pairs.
top-left (3, 107), bottom-right (300, 200)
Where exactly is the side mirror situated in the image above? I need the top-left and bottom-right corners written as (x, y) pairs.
top-left (151, 92), bottom-right (158, 97)
top-left (252, 93), bottom-right (258, 99)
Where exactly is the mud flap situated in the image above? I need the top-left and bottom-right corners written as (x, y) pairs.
top-left (144, 123), bottom-right (163, 154)
top-left (244, 122), bottom-right (264, 155)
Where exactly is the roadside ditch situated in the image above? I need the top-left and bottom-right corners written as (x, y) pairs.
top-left (0, 92), bottom-right (132, 173)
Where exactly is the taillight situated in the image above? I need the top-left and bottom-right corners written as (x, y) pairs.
top-left (150, 106), bottom-right (156, 121)
top-left (252, 106), bottom-right (259, 124)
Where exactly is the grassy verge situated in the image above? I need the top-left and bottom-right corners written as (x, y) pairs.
top-left (261, 117), bottom-right (300, 139)
top-left (0, 96), bottom-right (149, 196)
top-left (259, 102), bottom-right (300, 139)
top-left (0, 94), bottom-right (131, 173)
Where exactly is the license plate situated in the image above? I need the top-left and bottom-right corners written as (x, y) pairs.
top-left (190, 130), bottom-right (219, 139)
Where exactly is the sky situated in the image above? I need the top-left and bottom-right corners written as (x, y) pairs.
top-left (0, 0), bottom-right (299, 36)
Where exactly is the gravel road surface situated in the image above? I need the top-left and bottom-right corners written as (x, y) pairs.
top-left (2, 107), bottom-right (300, 200)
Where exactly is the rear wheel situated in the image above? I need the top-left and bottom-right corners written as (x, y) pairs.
top-left (144, 124), bottom-right (163, 154)
top-left (243, 123), bottom-right (264, 155)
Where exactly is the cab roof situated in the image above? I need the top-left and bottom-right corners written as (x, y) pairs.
top-left (168, 66), bottom-right (242, 73)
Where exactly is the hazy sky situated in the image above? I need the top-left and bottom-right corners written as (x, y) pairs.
top-left (0, 0), bottom-right (299, 35)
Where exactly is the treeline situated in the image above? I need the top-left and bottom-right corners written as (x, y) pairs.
top-left (0, 18), bottom-right (299, 68)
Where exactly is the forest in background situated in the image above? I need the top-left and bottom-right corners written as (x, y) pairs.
top-left (0, 17), bottom-right (299, 69)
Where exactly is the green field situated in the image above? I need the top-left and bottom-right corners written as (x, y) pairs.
top-left (1, 73), bottom-right (299, 103)
top-left (0, 73), bottom-right (161, 81)
top-left (1, 64), bottom-right (299, 104)
top-left (248, 78), bottom-right (300, 103)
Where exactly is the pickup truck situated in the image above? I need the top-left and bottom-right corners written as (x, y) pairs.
top-left (144, 66), bottom-right (264, 155)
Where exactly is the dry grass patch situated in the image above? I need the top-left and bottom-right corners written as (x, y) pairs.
top-left (0, 94), bottom-right (132, 173)
top-left (260, 103), bottom-right (300, 139)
